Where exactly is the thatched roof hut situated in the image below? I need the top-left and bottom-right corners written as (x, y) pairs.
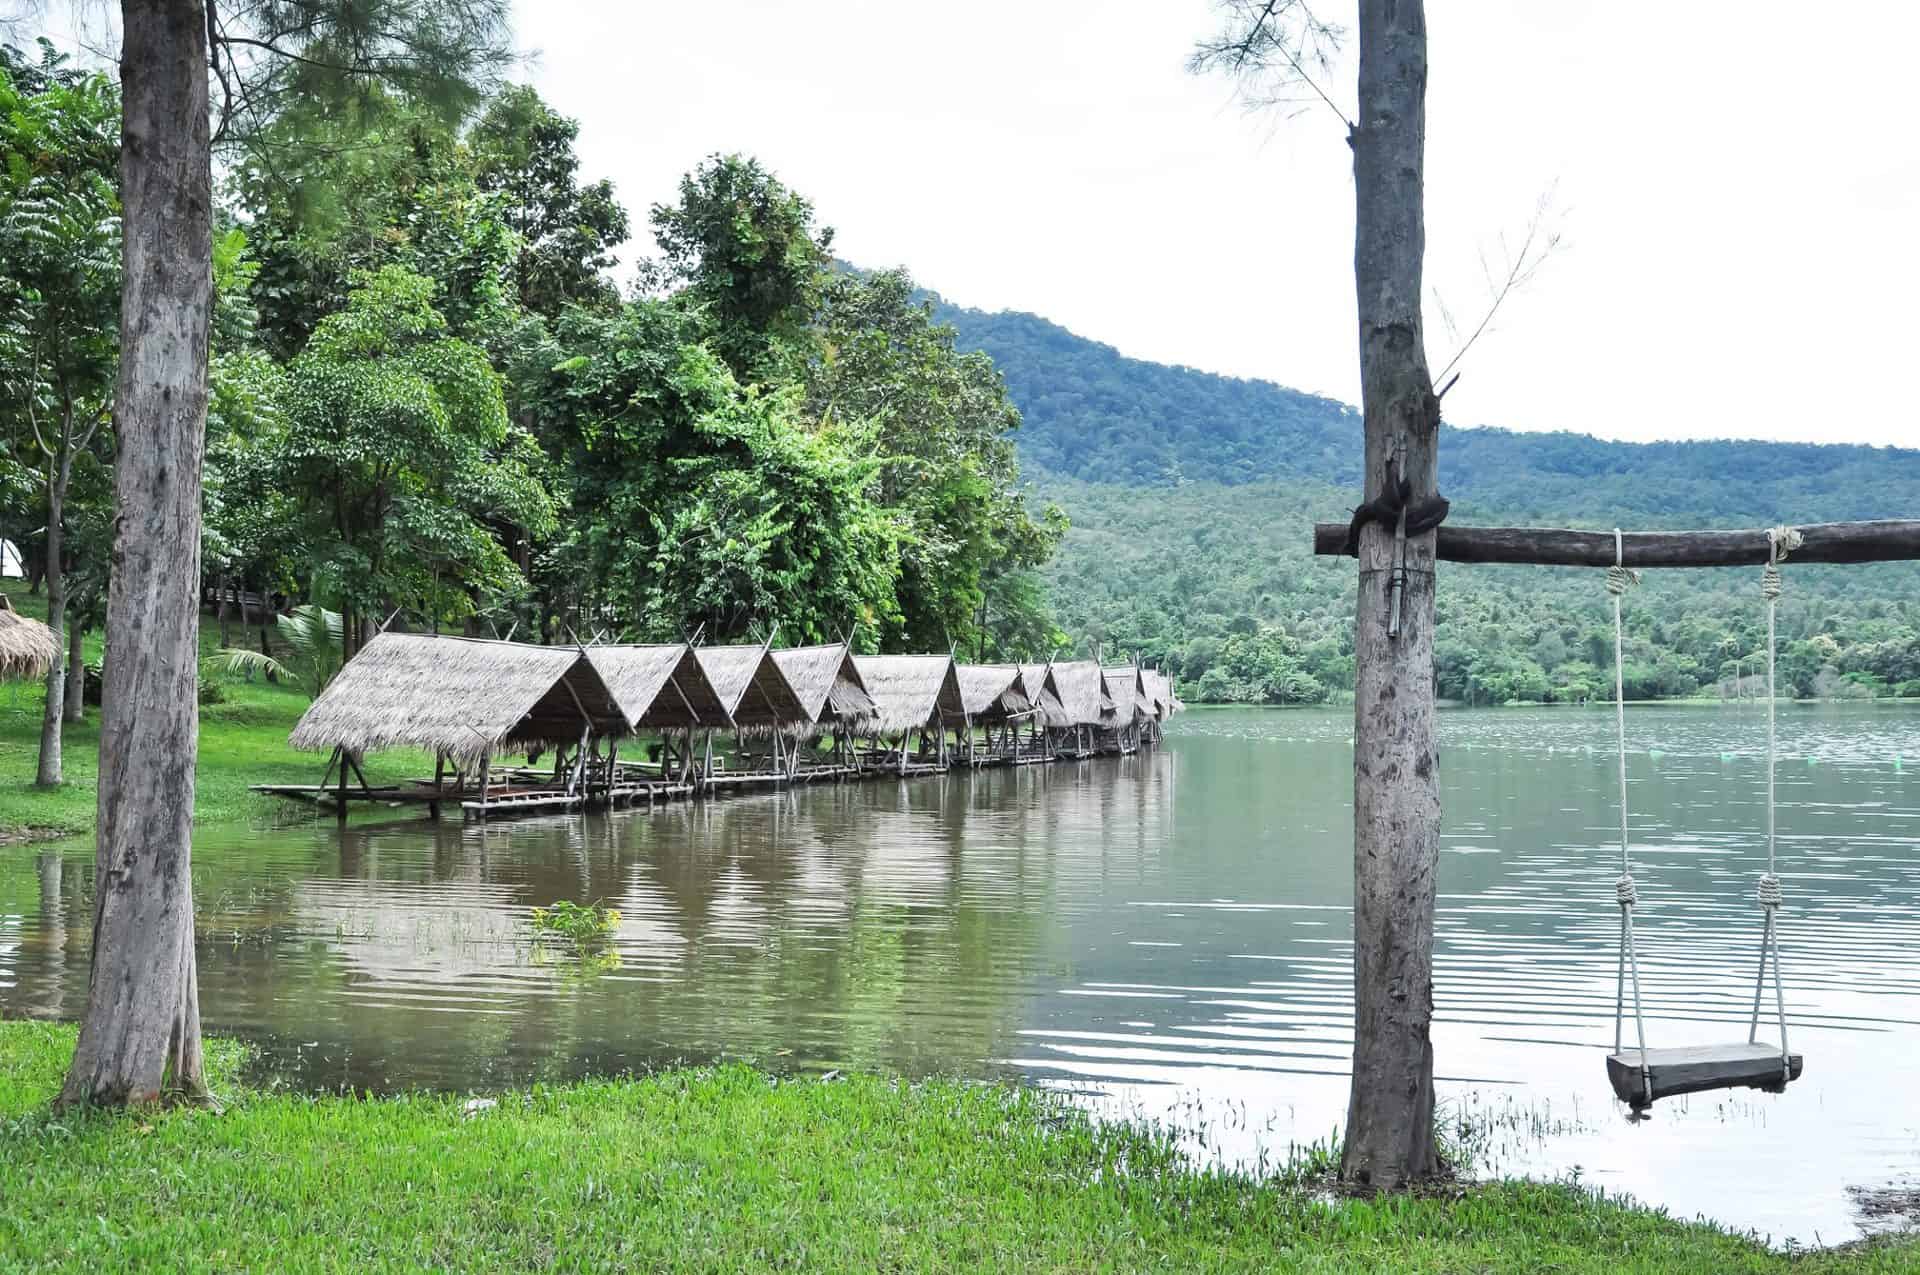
top-left (289, 633), bottom-right (625, 764)
top-left (852, 654), bottom-right (965, 737)
top-left (1019, 662), bottom-right (1075, 729)
top-left (1141, 668), bottom-right (1172, 720)
top-left (1048, 660), bottom-right (1107, 727)
top-left (1103, 666), bottom-right (1146, 723)
top-left (955, 664), bottom-right (1033, 723)
top-left (772, 643), bottom-right (875, 735)
top-left (694, 643), bottom-right (809, 731)
top-left (587, 644), bottom-right (732, 730)
top-left (0, 595), bottom-right (58, 682)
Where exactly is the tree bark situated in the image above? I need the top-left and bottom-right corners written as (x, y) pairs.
top-left (64, 620), bottom-right (86, 723)
top-left (36, 449), bottom-right (69, 787)
top-left (1342, 0), bottom-right (1442, 1187)
top-left (59, 0), bottom-right (212, 1110)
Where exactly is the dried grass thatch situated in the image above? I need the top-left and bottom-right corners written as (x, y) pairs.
top-left (1048, 660), bottom-right (1107, 727)
top-left (773, 643), bottom-right (875, 736)
top-left (955, 664), bottom-right (1032, 721)
top-left (853, 654), bottom-right (965, 737)
top-left (1103, 666), bottom-right (1146, 723)
top-left (289, 633), bottom-right (625, 764)
top-left (587, 644), bottom-right (732, 730)
top-left (1141, 668), bottom-right (1172, 719)
top-left (695, 643), bottom-right (808, 730)
top-left (1020, 663), bottom-right (1075, 729)
top-left (0, 594), bottom-right (58, 682)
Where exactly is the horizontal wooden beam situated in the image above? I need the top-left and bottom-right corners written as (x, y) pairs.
top-left (1310, 519), bottom-right (1920, 568)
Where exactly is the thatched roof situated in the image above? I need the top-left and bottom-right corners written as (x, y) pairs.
top-left (1048, 660), bottom-right (1107, 727)
top-left (290, 633), bottom-right (625, 763)
top-left (694, 643), bottom-right (809, 728)
top-left (1141, 668), bottom-right (1172, 719)
top-left (773, 643), bottom-right (875, 733)
top-left (955, 664), bottom-right (1032, 721)
top-left (1020, 663), bottom-right (1075, 729)
top-left (1103, 666), bottom-right (1146, 723)
top-left (587, 644), bottom-right (732, 730)
top-left (0, 595), bottom-right (57, 682)
top-left (853, 654), bottom-right (965, 736)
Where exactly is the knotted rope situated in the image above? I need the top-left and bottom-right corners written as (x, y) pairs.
top-left (1607, 529), bottom-right (1653, 1106)
top-left (1749, 527), bottom-right (1800, 1079)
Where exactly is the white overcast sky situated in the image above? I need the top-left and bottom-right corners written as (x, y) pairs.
top-left (512, 1), bottom-right (1917, 448)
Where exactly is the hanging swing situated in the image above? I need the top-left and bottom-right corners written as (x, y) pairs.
top-left (1602, 528), bottom-right (1806, 1111)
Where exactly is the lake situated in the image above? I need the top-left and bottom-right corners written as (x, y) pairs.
top-left (4, 702), bottom-right (1918, 1246)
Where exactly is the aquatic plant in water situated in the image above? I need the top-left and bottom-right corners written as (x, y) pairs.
top-left (528, 901), bottom-right (620, 961)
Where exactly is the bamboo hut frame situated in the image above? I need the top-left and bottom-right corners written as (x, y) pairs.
top-left (283, 632), bottom-right (627, 818)
top-left (771, 641), bottom-right (876, 778)
top-left (852, 654), bottom-right (967, 774)
top-left (954, 664), bottom-right (1036, 766)
top-left (1101, 665), bottom-right (1148, 755)
top-left (586, 643), bottom-right (733, 791)
top-left (1018, 662), bottom-right (1073, 762)
top-left (1045, 660), bottom-right (1107, 759)
top-left (694, 639), bottom-right (811, 786)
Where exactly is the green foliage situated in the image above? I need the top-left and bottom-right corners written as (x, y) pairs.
top-left (278, 266), bottom-right (555, 630)
top-left (467, 84), bottom-right (629, 319)
top-left (651, 153), bottom-right (834, 380)
top-left (212, 604), bottom-right (343, 700)
top-left (527, 899), bottom-right (620, 951)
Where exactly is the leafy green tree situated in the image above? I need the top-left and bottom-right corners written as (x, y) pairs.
top-left (0, 53), bottom-right (119, 784)
top-left (278, 266), bottom-right (555, 650)
top-left (650, 154), bottom-right (832, 380)
top-left (467, 84), bottom-right (629, 320)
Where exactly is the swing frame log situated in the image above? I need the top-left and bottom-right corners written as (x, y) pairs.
top-left (1312, 518), bottom-right (1920, 567)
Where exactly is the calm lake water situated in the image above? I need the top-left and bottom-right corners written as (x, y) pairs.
top-left (4, 703), bottom-right (1919, 1245)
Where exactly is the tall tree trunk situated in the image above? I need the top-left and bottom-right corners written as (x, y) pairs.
top-left (216, 571), bottom-right (231, 648)
top-left (59, 0), bottom-right (212, 1109)
top-left (64, 620), bottom-right (86, 723)
top-left (1342, 0), bottom-right (1442, 1187)
top-left (36, 460), bottom-right (68, 787)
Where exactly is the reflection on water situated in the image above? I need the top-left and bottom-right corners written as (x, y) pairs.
top-left (4, 703), bottom-right (1919, 1245)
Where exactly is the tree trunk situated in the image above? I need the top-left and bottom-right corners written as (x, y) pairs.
top-left (216, 571), bottom-right (230, 648)
top-left (59, 0), bottom-right (212, 1110)
top-left (1342, 0), bottom-right (1442, 1188)
top-left (64, 620), bottom-right (86, 723)
top-left (36, 457), bottom-right (68, 787)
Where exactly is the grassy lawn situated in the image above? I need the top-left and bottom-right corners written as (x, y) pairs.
top-left (0, 579), bottom-right (429, 840)
top-left (0, 1023), bottom-right (1911, 1273)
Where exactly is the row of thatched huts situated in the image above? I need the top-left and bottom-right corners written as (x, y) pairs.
top-left (265, 633), bottom-right (1182, 819)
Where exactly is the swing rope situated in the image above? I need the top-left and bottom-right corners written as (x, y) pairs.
top-left (1606, 530), bottom-right (1653, 1106)
top-left (1749, 527), bottom-right (1800, 1079)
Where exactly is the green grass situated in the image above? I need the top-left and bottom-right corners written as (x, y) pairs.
top-left (0, 579), bottom-right (430, 840)
top-left (0, 1023), bottom-right (1911, 1273)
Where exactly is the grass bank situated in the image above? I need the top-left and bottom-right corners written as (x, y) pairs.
top-left (0, 1023), bottom-right (1911, 1273)
top-left (0, 580), bottom-right (426, 841)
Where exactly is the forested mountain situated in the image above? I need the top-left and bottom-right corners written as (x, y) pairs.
top-left (933, 299), bottom-right (1920, 524)
top-left (924, 294), bottom-right (1920, 704)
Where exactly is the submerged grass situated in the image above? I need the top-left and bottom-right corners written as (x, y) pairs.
top-left (0, 580), bottom-right (430, 840)
top-left (0, 1023), bottom-right (1912, 1273)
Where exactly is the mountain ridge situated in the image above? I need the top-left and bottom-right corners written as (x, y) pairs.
top-left (927, 297), bottom-right (1919, 527)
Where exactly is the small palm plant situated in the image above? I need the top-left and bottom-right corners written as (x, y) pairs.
top-left (212, 604), bottom-right (344, 699)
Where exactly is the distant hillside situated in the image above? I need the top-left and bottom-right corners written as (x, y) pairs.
top-left (922, 293), bottom-right (1920, 705)
top-left (932, 300), bottom-right (1920, 526)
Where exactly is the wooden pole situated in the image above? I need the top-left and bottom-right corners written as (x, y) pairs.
top-left (1313, 519), bottom-right (1920, 567)
top-left (1344, 0), bottom-right (1442, 1188)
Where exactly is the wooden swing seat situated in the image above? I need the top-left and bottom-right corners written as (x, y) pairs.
top-left (1607, 1042), bottom-right (1803, 1106)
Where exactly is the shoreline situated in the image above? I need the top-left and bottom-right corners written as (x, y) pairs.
top-left (1, 1020), bottom-right (1911, 1272)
